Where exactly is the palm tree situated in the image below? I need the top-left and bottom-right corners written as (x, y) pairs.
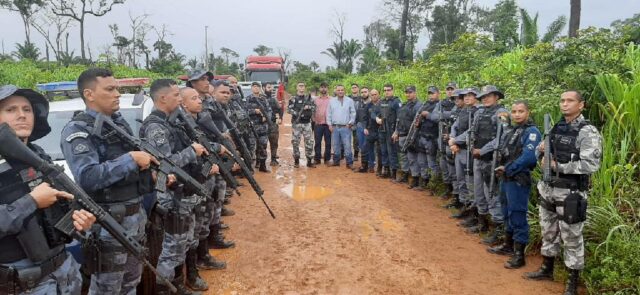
top-left (342, 39), bottom-right (363, 74)
top-left (520, 9), bottom-right (567, 46)
top-left (321, 41), bottom-right (344, 71)
top-left (13, 41), bottom-right (40, 60)
top-left (358, 46), bottom-right (382, 74)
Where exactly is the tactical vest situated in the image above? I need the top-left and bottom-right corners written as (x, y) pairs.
top-left (549, 118), bottom-right (592, 189)
top-left (71, 112), bottom-right (152, 203)
top-left (396, 100), bottom-right (418, 135)
top-left (229, 97), bottom-right (250, 129)
top-left (501, 124), bottom-right (534, 167)
top-left (455, 106), bottom-right (477, 135)
top-left (245, 95), bottom-right (267, 124)
top-left (474, 105), bottom-right (501, 149)
top-left (380, 97), bottom-right (399, 132)
top-left (140, 111), bottom-right (192, 157)
top-left (0, 145), bottom-right (68, 263)
top-left (291, 95), bottom-right (313, 123)
top-left (355, 98), bottom-right (369, 124)
top-left (441, 98), bottom-right (455, 112)
top-left (419, 100), bottom-right (439, 138)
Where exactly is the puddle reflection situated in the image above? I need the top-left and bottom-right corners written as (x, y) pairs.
top-left (281, 184), bottom-right (335, 201)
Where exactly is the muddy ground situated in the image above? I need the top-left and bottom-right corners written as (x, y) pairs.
top-left (200, 112), bottom-right (565, 295)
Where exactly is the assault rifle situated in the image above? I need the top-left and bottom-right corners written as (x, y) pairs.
top-left (543, 113), bottom-right (552, 182)
top-left (198, 112), bottom-right (276, 219)
top-left (93, 114), bottom-right (211, 198)
top-left (488, 119), bottom-right (504, 198)
top-left (0, 123), bottom-right (177, 292)
top-left (174, 107), bottom-right (241, 195)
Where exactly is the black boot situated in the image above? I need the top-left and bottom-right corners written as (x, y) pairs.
top-left (186, 249), bottom-right (209, 291)
top-left (504, 242), bottom-right (526, 269)
top-left (196, 239), bottom-right (226, 270)
top-left (443, 196), bottom-right (462, 209)
top-left (450, 203), bottom-right (470, 219)
top-left (259, 160), bottom-right (269, 172)
top-left (407, 176), bottom-right (419, 189)
top-left (210, 224), bottom-right (235, 249)
top-left (466, 214), bottom-right (489, 234)
top-left (389, 169), bottom-right (397, 181)
top-left (482, 222), bottom-right (504, 245)
top-left (563, 269), bottom-right (580, 295)
top-left (439, 183), bottom-right (453, 199)
top-left (523, 256), bottom-right (555, 281)
top-left (307, 157), bottom-right (316, 168)
top-left (380, 166), bottom-right (389, 178)
top-left (392, 170), bottom-right (406, 183)
top-left (488, 232), bottom-right (514, 256)
top-left (357, 162), bottom-right (368, 173)
top-left (221, 206), bottom-right (235, 216)
top-left (459, 207), bottom-right (478, 228)
top-left (270, 158), bottom-right (279, 166)
top-left (173, 265), bottom-right (201, 295)
top-left (294, 157), bottom-right (300, 168)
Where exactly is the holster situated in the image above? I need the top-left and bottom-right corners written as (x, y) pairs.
top-left (0, 251), bottom-right (67, 293)
top-left (562, 192), bottom-right (588, 224)
top-left (82, 231), bottom-right (127, 274)
top-left (155, 205), bottom-right (190, 235)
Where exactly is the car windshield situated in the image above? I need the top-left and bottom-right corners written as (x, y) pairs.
top-left (241, 88), bottom-right (252, 98)
top-left (33, 108), bottom-right (142, 161)
top-left (249, 72), bottom-right (280, 83)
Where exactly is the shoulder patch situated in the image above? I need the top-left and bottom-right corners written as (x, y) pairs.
top-left (149, 128), bottom-right (167, 145)
top-left (65, 131), bottom-right (89, 142)
top-left (73, 143), bottom-right (90, 154)
top-left (528, 133), bottom-right (537, 141)
top-left (526, 144), bottom-right (535, 150)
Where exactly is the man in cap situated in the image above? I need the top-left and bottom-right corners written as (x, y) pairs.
top-left (287, 82), bottom-right (316, 168)
top-left (245, 82), bottom-right (273, 172)
top-left (313, 82), bottom-right (332, 165)
top-left (392, 85), bottom-right (423, 187)
top-left (524, 91), bottom-right (602, 295)
top-left (0, 85), bottom-right (96, 295)
top-left (377, 84), bottom-right (401, 178)
top-left (431, 82), bottom-right (459, 197)
top-left (449, 87), bottom-right (481, 231)
top-left (413, 86), bottom-right (444, 191)
top-left (469, 85), bottom-right (509, 245)
top-left (61, 68), bottom-right (157, 294)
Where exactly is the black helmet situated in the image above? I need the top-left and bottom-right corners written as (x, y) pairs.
top-left (0, 85), bottom-right (51, 141)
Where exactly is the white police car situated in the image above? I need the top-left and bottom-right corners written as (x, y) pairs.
top-left (33, 79), bottom-right (154, 179)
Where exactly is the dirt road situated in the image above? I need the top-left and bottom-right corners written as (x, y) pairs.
top-left (201, 113), bottom-right (564, 295)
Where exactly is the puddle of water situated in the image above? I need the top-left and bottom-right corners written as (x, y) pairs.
top-left (281, 183), bottom-right (335, 201)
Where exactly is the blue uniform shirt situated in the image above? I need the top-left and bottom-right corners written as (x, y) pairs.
top-left (60, 108), bottom-right (138, 193)
top-left (505, 125), bottom-right (541, 177)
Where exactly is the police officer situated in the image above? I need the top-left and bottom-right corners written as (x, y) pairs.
top-left (355, 87), bottom-right (371, 173)
top-left (449, 88), bottom-right (480, 230)
top-left (364, 89), bottom-right (382, 174)
top-left (524, 91), bottom-right (602, 295)
top-left (0, 85), bottom-right (95, 295)
top-left (287, 82), bottom-right (316, 168)
top-left (471, 86), bottom-right (509, 244)
top-left (392, 86), bottom-right (423, 187)
top-left (226, 76), bottom-right (256, 162)
top-left (487, 100), bottom-right (540, 270)
top-left (414, 86), bottom-right (442, 191)
top-left (264, 82), bottom-right (283, 166)
top-left (444, 91), bottom-right (466, 212)
top-left (377, 84), bottom-right (401, 179)
top-left (350, 83), bottom-right (361, 160)
top-left (432, 82), bottom-right (458, 197)
top-left (61, 68), bottom-right (156, 294)
top-left (245, 82), bottom-right (272, 172)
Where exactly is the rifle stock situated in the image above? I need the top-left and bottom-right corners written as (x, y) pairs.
top-left (488, 119), bottom-right (503, 198)
top-left (0, 123), bottom-right (177, 293)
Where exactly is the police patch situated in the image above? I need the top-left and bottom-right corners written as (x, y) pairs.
top-left (526, 144), bottom-right (535, 150)
top-left (65, 131), bottom-right (89, 142)
top-left (150, 129), bottom-right (166, 145)
top-left (529, 133), bottom-right (537, 141)
top-left (73, 143), bottom-right (89, 154)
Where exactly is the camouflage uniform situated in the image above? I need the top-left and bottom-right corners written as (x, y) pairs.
top-left (267, 93), bottom-right (283, 163)
top-left (287, 94), bottom-right (316, 160)
top-left (536, 114), bottom-right (602, 270)
top-left (229, 94), bottom-right (256, 161)
top-left (245, 94), bottom-right (273, 164)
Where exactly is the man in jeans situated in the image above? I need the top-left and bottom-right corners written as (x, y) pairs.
top-left (327, 84), bottom-right (356, 168)
top-left (313, 82), bottom-right (332, 165)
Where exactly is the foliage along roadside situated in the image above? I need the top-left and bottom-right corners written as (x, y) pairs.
top-left (330, 28), bottom-right (638, 294)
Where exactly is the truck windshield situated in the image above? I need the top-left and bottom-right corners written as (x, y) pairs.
top-left (33, 108), bottom-right (142, 161)
top-left (249, 72), bottom-right (281, 83)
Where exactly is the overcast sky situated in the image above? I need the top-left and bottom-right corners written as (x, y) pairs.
top-left (1, 0), bottom-right (637, 69)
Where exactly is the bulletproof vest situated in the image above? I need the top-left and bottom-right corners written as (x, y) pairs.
top-left (441, 98), bottom-right (456, 114)
top-left (141, 110), bottom-right (192, 157)
top-left (71, 112), bottom-right (152, 203)
top-left (419, 100), bottom-right (439, 138)
top-left (474, 105), bottom-right (501, 149)
top-left (550, 119), bottom-right (590, 164)
top-left (501, 124), bottom-right (533, 167)
top-left (246, 95), bottom-right (268, 124)
top-left (380, 97), bottom-right (399, 131)
top-left (455, 106), bottom-right (477, 134)
top-left (396, 100), bottom-right (419, 135)
top-left (368, 102), bottom-right (381, 132)
top-left (230, 97), bottom-right (249, 120)
top-left (268, 97), bottom-right (281, 123)
top-left (0, 145), bottom-right (68, 263)
top-left (291, 95), bottom-right (313, 123)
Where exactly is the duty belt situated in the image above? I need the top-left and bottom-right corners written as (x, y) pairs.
top-left (0, 251), bottom-right (67, 293)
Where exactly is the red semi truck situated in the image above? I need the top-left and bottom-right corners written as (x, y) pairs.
top-left (245, 55), bottom-right (287, 109)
